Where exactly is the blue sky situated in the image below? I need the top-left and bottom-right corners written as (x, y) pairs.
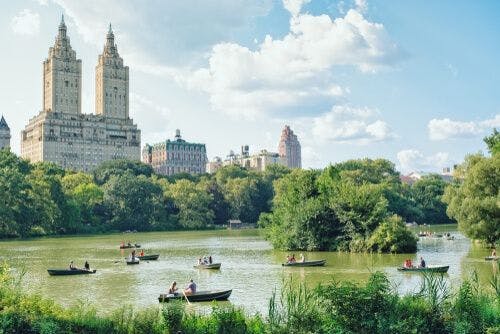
top-left (1, 0), bottom-right (499, 172)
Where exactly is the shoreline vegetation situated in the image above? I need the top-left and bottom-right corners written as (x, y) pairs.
top-left (0, 263), bottom-right (498, 334)
top-left (0, 129), bottom-right (497, 249)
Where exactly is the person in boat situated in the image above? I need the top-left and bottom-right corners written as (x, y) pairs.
top-left (209, 255), bottom-right (213, 264)
top-left (492, 249), bottom-right (497, 257)
top-left (84, 261), bottom-right (90, 270)
top-left (69, 261), bottom-right (77, 270)
top-left (290, 254), bottom-right (296, 263)
top-left (140, 249), bottom-right (145, 257)
top-left (286, 255), bottom-right (291, 263)
top-left (184, 279), bottom-right (197, 295)
top-left (197, 258), bottom-right (202, 265)
top-left (299, 253), bottom-right (305, 263)
top-left (168, 281), bottom-right (178, 295)
top-left (203, 256), bottom-right (209, 264)
top-left (419, 257), bottom-right (426, 268)
top-left (131, 250), bottom-right (136, 260)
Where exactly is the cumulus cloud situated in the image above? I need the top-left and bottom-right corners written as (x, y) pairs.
top-left (11, 9), bottom-right (40, 36)
top-left (183, 4), bottom-right (403, 118)
top-left (283, 0), bottom-right (310, 17)
top-left (311, 105), bottom-right (395, 143)
top-left (428, 114), bottom-right (500, 140)
top-left (397, 149), bottom-right (451, 174)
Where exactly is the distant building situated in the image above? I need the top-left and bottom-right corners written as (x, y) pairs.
top-left (400, 170), bottom-right (453, 185)
top-left (20, 17), bottom-right (140, 171)
top-left (142, 129), bottom-right (207, 176)
top-left (0, 115), bottom-right (10, 150)
top-left (206, 156), bottom-right (223, 174)
top-left (278, 125), bottom-right (301, 168)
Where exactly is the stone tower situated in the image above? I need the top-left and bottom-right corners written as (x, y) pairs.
top-left (0, 115), bottom-right (10, 150)
top-left (43, 15), bottom-right (82, 114)
top-left (278, 125), bottom-right (301, 169)
top-left (95, 24), bottom-right (129, 119)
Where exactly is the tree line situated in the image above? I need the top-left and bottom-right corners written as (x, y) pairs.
top-left (3, 130), bottom-right (497, 250)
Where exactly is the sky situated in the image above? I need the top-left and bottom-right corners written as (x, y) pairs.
top-left (1, 0), bottom-right (499, 173)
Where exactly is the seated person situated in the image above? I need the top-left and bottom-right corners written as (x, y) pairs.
top-left (140, 250), bottom-right (145, 257)
top-left (286, 255), bottom-right (291, 263)
top-left (299, 253), bottom-right (305, 263)
top-left (84, 261), bottom-right (90, 270)
top-left (419, 257), bottom-right (426, 268)
top-left (492, 249), bottom-right (497, 257)
top-left (184, 279), bottom-right (197, 295)
top-left (69, 261), bottom-right (77, 270)
top-left (168, 281), bottom-right (178, 295)
top-left (290, 254), bottom-right (296, 263)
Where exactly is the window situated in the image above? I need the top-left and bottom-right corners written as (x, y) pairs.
top-left (65, 81), bottom-right (69, 87)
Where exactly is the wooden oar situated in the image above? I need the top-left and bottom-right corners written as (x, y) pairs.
top-left (182, 289), bottom-right (191, 305)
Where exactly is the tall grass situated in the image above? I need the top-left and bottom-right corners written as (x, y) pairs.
top-left (0, 263), bottom-right (499, 334)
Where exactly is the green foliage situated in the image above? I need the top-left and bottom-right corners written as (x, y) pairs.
top-left (443, 154), bottom-right (500, 244)
top-left (368, 215), bottom-right (418, 253)
top-left (484, 128), bottom-right (500, 156)
top-left (93, 159), bottom-right (153, 185)
top-left (411, 174), bottom-right (454, 225)
top-left (263, 160), bottom-right (417, 253)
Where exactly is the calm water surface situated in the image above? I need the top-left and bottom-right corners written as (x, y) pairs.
top-left (0, 226), bottom-right (497, 315)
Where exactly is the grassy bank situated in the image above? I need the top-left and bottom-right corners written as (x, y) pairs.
top-left (0, 263), bottom-right (498, 333)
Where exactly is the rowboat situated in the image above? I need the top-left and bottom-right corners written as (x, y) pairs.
top-left (47, 269), bottom-right (96, 276)
top-left (120, 243), bottom-right (140, 249)
top-left (126, 258), bottom-right (140, 265)
top-left (138, 254), bottom-right (160, 261)
top-left (485, 256), bottom-right (499, 261)
top-left (158, 289), bottom-right (232, 303)
top-left (397, 265), bottom-right (449, 273)
top-left (193, 263), bottom-right (221, 269)
top-left (282, 259), bottom-right (326, 267)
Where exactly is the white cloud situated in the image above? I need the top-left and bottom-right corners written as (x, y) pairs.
top-left (183, 6), bottom-right (403, 119)
top-left (354, 0), bottom-right (368, 13)
top-left (428, 114), bottom-right (500, 140)
top-left (311, 105), bottom-right (395, 143)
top-left (283, 0), bottom-right (310, 17)
top-left (397, 149), bottom-right (451, 174)
top-left (11, 9), bottom-right (40, 36)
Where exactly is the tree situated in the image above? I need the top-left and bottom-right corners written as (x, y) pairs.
top-left (165, 179), bottom-right (214, 229)
top-left (94, 160), bottom-right (153, 185)
top-left (483, 128), bottom-right (500, 156)
top-left (368, 215), bottom-right (418, 253)
top-left (443, 154), bottom-right (499, 245)
top-left (103, 173), bottom-right (166, 231)
top-left (411, 175), bottom-right (454, 225)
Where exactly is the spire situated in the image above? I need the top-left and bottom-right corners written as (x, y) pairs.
top-left (58, 13), bottom-right (67, 38)
top-left (0, 115), bottom-right (9, 130)
top-left (104, 23), bottom-right (117, 56)
top-left (108, 23), bottom-right (112, 34)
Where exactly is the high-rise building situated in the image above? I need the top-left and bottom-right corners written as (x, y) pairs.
top-left (142, 129), bottom-right (207, 176)
top-left (21, 17), bottom-right (140, 172)
top-left (0, 115), bottom-right (10, 150)
top-left (278, 125), bottom-right (301, 168)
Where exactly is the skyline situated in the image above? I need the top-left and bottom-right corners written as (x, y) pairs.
top-left (1, 0), bottom-right (499, 173)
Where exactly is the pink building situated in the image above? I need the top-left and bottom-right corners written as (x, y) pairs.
top-left (278, 125), bottom-right (301, 169)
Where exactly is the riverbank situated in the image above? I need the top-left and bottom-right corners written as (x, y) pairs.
top-left (1, 262), bottom-right (498, 334)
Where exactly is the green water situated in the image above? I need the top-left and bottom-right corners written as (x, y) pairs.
top-left (0, 226), bottom-right (497, 315)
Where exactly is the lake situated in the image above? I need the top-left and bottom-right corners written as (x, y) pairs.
top-left (0, 225), bottom-right (497, 315)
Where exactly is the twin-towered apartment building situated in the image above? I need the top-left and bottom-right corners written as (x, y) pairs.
top-left (14, 17), bottom-right (301, 174)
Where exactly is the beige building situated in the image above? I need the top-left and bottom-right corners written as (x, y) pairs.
top-left (0, 115), bottom-right (10, 150)
top-left (21, 17), bottom-right (140, 171)
top-left (207, 145), bottom-right (283, 173)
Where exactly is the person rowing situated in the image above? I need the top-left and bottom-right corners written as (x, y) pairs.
top-left (84, 261), bottom-right (90, 271)
top-left (184, 279), bottom-right (197, 295)
top-left (168, 281), bottom-right (178, 296)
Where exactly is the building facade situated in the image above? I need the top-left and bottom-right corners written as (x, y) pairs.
top-left (21, 17), bottom-right (140, 172)
top-left (142, 129), bottom-right (207, 176)
top-left (0, 115), bottom-right (10, 150)
top-left (278, 125), bottom-right (301, 169)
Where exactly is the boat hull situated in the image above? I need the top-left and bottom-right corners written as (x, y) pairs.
top-left (193, 263), bottom-right (221, 269)
top-left (397, 266), bottom-right (449, 273)
top-left (126, 259), bottom-right (140, 265)
top-left (138, 254), bottom-right (159, 261)
top-left (48, 269), bottom-right (96, 276)
top-left (158, 290), bottom-right (232, 302)
top-left (282, 260), bottom-right (326, 267)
